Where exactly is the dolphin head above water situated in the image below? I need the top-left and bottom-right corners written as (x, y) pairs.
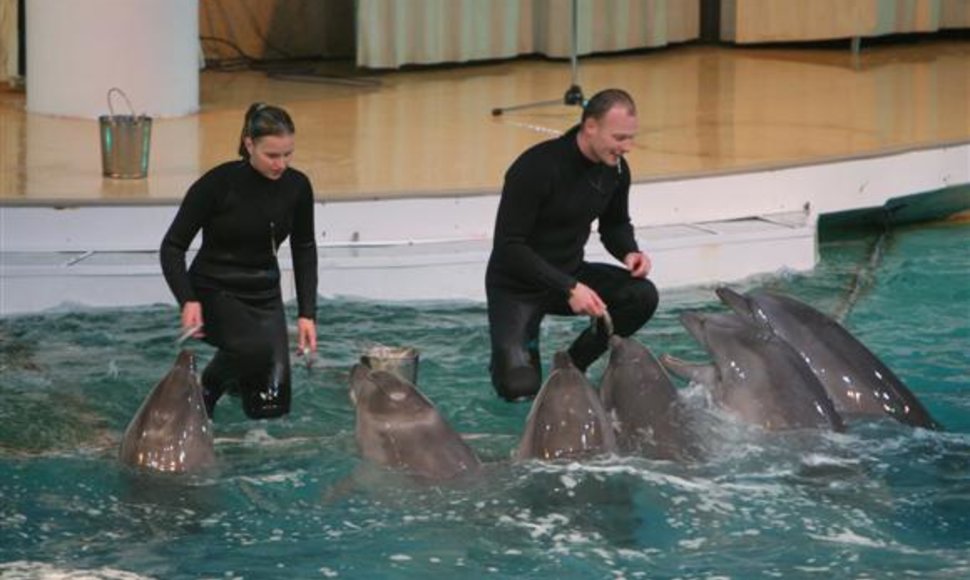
top-left (601, 335), bottom-right (679, 419)
top-left (664, 311), bottom-right (844, 432)
top-left (349, 363), bottom-right (481, 481)
top-left (679, 311), bottom-right (739, 350)
top-left (600, 335), bottom-right (694, 459)
top-left (715, 286), bottom-right (941, 430)
top-left (349, 363), bottom-right (430, 417)
top-left (118, 350), bottom-right (216, 474)
top-left (516, 352), bottom-right (617, 461)
top-left (677, 311), bottom-right (775, 370)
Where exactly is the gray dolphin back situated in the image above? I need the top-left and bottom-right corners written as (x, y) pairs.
top-left (119, 350), bottom-right (216, 473)
top-left (600, 336), bottom-right (692, 459)
top-left (517, 352), bottom-right (617, 461)
top-left (720, 287), bottom-right (940, 430)
top-left (349, 364), bottom-right (480, 481)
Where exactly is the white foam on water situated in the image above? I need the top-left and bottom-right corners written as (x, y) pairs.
top-left (2, 511), bottom-right (28, 527)
top-left (237, 469), bottom-right (306, 485)
top-left (794, 565), bottom-right (833, 573)
top-left (800, 452), bottom-right (861, 468)
top-left (214, 428), bottom-right (318, 449)
top-left (615, 547), bottom-right (659, 560)
top-left (591, 547), bottom-right (615, 565)
top-left (808, 527), bottom-right (887, 548)
top-left (715, 478), bottom-right (790, 497)
top-left (678, 537), bottom-right (708, 550)
top-left (497, 511), bottom-right (570, 540)
top-left (0, 562), bottom-right (151, 580)
top-left (549, 531), bottom-right (601, 557)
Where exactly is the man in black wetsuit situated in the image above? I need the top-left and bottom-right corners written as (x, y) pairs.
top-left (160, 103), bottom-right (318, 419)
top-left (486, 88), bottom-right (659, 402)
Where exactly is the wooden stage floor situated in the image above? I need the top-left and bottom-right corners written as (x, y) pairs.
top-left (0, 37), bottom-right (967, 206)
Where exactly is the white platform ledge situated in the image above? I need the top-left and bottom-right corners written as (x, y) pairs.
top-left (0, 211), bottom-right (815, 315)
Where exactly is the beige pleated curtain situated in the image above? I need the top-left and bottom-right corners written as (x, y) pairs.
top-left (0, 0), bottom-right (17, 82)
top-left (356, 0), bottom-right (700, 69)
top-left (721, 0), bottom-right (970, 43)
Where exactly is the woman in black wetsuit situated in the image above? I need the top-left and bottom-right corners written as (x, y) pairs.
top-left (160, 103), bottom-right (318, 419)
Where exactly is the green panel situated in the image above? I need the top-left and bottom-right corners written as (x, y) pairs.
top-left (819, 183), bottom-right (970, 237)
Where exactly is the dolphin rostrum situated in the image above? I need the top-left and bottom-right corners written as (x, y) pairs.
top-left (119, 350), bottom-right (216, 473)
top-left (716, 287), bottom-right (941, 430)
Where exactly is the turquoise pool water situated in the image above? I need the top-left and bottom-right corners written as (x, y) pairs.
top-left (1, 222), bottom-right (968, 579)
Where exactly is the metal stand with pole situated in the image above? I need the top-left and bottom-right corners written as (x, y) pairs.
top-left (491, 0), bottom-right (585, 116)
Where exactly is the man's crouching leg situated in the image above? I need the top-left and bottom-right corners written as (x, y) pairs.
top-left (487, 287), bottom-right (545, 402)
top-left (490, 344), bottom-right (542, 402)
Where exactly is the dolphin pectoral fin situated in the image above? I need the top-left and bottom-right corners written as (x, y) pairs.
top-left (659, 354), bottom-right (716, 385)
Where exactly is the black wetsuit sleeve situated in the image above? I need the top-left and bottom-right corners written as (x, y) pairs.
top-left (492, 157), bottom-right (577, 294)
top-left (598, 160), bottom-right (639, 262)
top-left (290, 176), bottom-right (318, 320)
top-left (159, 174), bottom-right (219, 306)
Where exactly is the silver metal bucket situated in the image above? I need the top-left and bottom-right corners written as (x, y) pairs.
top-left (99, 88), bottom-right (151, 179)
top-left (360, 345), bottom-right (420, 384)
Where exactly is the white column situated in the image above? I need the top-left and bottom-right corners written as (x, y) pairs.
top-left (26, 0), bottom-right (198, 118)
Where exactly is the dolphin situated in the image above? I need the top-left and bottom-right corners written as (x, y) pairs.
top-left (599, 335), bottom-right (696, 460)
top-left (348, 363), bottom-right (481, 481)
top-left (716, 287), bottom-right (941, 430)
top-left (661, 312), bottom-right (845, 432)
top-left (119, 350), bottom-right (216, 473)
top-left (517, 351), bottom-right (617, 461)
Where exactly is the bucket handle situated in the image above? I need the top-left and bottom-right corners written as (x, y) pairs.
top-left (106, 87), bottom-right (137, 119)
top-left (592, 309), bottom-right (614, 337)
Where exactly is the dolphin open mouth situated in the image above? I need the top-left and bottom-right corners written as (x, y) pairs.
top-left (678, 311), bottom-right (707, 346)
top-left (659, 353), bottom-right (716, 386)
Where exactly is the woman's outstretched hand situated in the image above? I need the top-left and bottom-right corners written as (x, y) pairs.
top-left (180, 301), bottom-right (205, 339)
top-left (296, 317), bottom-right (317, 355)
